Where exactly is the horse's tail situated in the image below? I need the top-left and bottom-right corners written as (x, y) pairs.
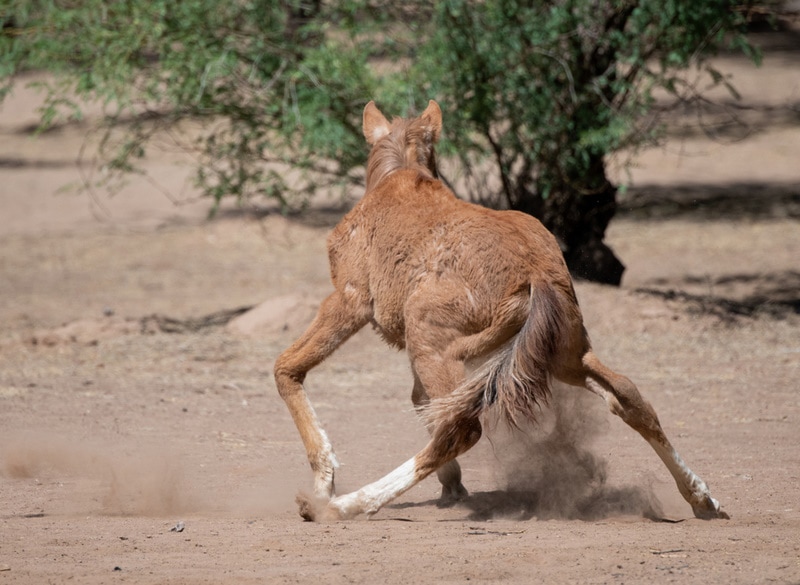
top-left (423, 281), bottom-right (570, 431)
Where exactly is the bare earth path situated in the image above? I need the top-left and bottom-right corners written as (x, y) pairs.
top-left (1, 33), bottom-right (799, 584)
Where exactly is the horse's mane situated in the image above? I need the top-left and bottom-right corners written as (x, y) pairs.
top-left (365, 116), bottom-right (438, 192)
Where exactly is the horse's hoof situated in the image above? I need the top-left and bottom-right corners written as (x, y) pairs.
top-left (296, 492), bottom-right (344, 522)
top-left (692, 495), bottom-right (730, 520)
top-left (437, 483), bottom-right (468, 508)
top-left (694, 507), bottom-right (730, 520)
top-left (296, 492), bottom-right (319, 522)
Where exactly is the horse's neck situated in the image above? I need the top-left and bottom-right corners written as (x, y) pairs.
top-left (365, 136), bottom-right (435, 192)
top-left (357, 169), bottom-right (451, 224)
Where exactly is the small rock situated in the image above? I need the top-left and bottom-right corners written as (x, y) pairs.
top-left (170, 521), bottom-right (185, 533)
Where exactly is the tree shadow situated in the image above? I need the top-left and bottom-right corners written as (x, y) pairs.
top-left (619, 182), bottom-right (800, 221)
top-left (0, 157), bottom-right (75, 169)
top-left (636, 270), bottom-right (800, 321)
top-left (211, 200), bottom-right (354, 228)
top-left (218, 178), bottom-right (800, 229)
top-left (656, 99), bottom-right (800, 143)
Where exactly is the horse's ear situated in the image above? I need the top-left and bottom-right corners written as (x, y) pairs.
top-left (420, 100), bottom-right (442, 143)
top-left (363, 101), bottom-right (390, 145)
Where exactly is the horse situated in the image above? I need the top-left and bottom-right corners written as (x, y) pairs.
top-left (273, 99), bottom-right (728, 522)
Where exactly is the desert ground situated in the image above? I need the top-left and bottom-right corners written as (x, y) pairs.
top-left (1, 28), bottom-right (799, 585)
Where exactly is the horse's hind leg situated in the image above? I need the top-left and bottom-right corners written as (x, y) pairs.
top-left (574, 351), bottom-right (728, 519)
top-left (411, 371), bottom-right (468, 504)
top-left (274, 291), bottom-right (368, 500)
top-left (403, 280), bottom-right (528, 505)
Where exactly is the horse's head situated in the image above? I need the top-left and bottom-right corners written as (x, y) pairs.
top-left (362, 100), bottom-right (442, 191)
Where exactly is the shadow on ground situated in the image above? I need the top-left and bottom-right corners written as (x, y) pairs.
top-left (636, 270), bottom-right (800, 321)
top-left (619, 182), bottom-right (800, 221)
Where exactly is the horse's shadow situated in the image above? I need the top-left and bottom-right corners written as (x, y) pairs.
top-left (387, 486), bottom-right (665, 522)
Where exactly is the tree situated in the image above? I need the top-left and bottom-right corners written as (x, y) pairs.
top-left (0, 0), bottom-right (404, 211)
top-left (416, 0), bottom-right (759, 283)
top-left (0, 1), bottom-right (758, 283)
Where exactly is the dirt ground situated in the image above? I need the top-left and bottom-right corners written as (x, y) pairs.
top-left (1, 29), bottom-right (799, 585)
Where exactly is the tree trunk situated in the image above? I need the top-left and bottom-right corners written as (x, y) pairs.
top-left (512, 157), bottom-right (625, 286)
top-left (556, 180), bottom-right (625, 286)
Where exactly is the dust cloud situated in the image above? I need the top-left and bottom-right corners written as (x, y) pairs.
top-left (469, 384), bottom-right (664, 521)
top-left (1, 385), bottom-right (663, 522)
top-left (0, 433), bottom-right (202, 516)
top-left (0, 433), bottom-right (295, 518)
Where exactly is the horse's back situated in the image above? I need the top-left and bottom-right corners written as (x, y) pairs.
top-left (332, 169), bottom-right (575, 295)
top-left (328, 171), bottom-right (578, 346)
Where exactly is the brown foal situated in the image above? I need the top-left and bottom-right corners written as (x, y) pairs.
top-left (274, 100), bottom-right (728, 522)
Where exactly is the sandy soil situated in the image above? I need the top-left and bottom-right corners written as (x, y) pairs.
top-left (1, 29), bottom-right (799, 585)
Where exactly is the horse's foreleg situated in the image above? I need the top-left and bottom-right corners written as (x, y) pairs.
top-left (274, 291), bottom-right (367, 500)
top-left (299, 415), bottom-right (482, 521)
top-left (580, 351), bottom-right (729, 520)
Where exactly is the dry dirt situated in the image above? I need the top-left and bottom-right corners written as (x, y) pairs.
top-left (1, 31), bottom-right (799, 585)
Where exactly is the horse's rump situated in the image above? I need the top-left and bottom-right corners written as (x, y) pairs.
top-left (423, 280), bottom-right (571, 433)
